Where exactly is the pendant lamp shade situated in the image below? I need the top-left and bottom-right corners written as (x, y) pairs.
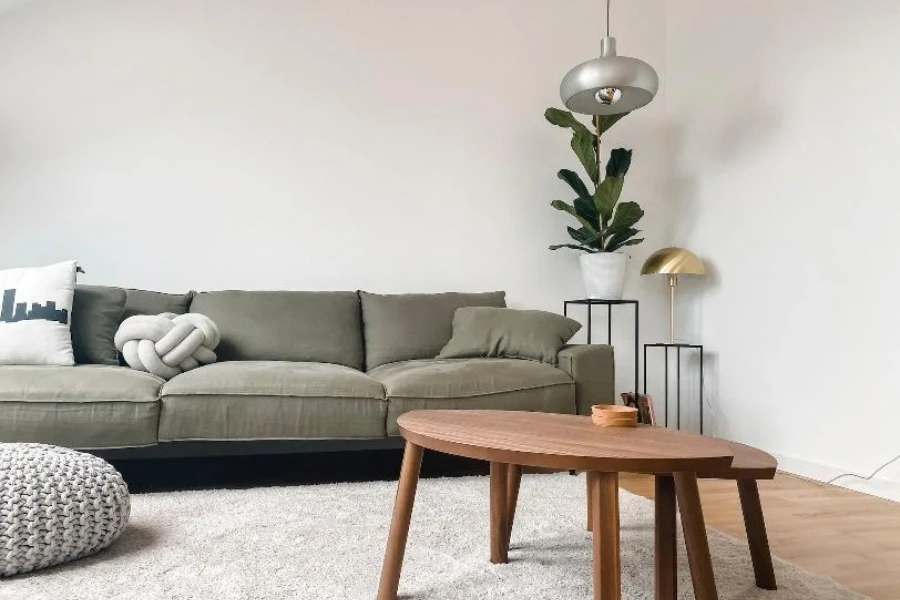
top-left (560, 0), bottom-right (659, 116)
top-left (561, 37), bottom-right (658, 116)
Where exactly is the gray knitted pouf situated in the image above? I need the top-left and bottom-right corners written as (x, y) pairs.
top-left (0, 443), bottom-right (130, 577)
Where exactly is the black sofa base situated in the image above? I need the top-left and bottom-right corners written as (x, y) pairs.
top-left (92, 437), bottom-right (407, 461)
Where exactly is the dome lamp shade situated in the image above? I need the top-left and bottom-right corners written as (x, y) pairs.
top-left (641, 247), bottom-right (706, 276)
top-left (560, 2), bottom-right (659, 116)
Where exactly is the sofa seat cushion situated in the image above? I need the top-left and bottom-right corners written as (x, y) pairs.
top-left (369, 358), bottom-right (575, 435)
top-left (159, 361), bottom-right (387, 441)
top-left (0, 365), bottom-right (163, 449)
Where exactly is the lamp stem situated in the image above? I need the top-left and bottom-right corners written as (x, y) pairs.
top-left (606, 0), bottom-right (611, 37)
top-left (593, 115), bottom-right (603, 240)
top-left (668, 274), bottom-right (677, 344)
top-left (593, 115), bottom-right (601, 187)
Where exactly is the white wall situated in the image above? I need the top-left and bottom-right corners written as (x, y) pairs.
top-left (0, 0), bottom-right (672, 392)
top-left (666, 0), bottom-right (900, 500)
top-left (6, 0), bottom-right (895, 500)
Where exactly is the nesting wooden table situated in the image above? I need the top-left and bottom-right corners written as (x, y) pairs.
top-left (375, 410), bottom-right (777, 600)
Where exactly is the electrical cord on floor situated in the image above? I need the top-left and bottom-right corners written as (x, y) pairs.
top-left (826, 453), bottom-right (900, 485)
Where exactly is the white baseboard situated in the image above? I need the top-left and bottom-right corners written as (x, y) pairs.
top-left (772, 452), bottom-right (900, 503)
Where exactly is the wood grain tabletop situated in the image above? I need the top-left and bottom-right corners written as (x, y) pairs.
top-left (398, 410), bottom-right (735, 474)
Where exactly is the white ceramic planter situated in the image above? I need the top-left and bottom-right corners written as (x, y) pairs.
top-left (579, 252), bottom-right (629, 300)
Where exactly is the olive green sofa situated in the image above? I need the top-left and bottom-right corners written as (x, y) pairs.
top-left (0, 289), bottom-right (615, 459)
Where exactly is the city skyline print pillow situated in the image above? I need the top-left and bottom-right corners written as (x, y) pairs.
top-left (0, 260), bottom-right (77, 365)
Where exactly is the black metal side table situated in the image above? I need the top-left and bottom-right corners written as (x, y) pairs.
top-left (563, 299), bottom-right (639, 397)
top-left (643, 343), bottom-right (704, 433)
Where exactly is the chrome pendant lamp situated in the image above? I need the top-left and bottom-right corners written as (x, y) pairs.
top-left (560, 0), bottom-right (659, 115)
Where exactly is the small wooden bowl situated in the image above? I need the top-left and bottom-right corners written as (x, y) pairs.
top-left (591, 405), bottom-right (638, 428)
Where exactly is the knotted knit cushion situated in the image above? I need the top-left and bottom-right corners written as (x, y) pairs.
top-left (114, 312), bottom-right (220, 380)
top-left (0, 444), bottom-right (130, 577)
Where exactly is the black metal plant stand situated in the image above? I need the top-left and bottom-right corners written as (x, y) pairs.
top-left (643, 343), bottom-right (704, 434)
top-left (563, 299), bottom-right (639, 397)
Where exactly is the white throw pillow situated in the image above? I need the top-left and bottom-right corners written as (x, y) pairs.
top-left (0, 260), bottom-right (77, 365)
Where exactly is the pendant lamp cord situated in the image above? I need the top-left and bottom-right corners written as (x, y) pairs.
top-left (606, 0), bottom-right (610, 37)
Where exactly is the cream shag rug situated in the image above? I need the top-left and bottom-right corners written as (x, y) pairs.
top-left (0, 474), bottom-right (868, 600)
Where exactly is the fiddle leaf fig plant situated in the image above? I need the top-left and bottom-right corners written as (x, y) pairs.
top-left (545, 107), bottom-right (645, 253)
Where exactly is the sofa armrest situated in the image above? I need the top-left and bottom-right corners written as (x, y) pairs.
top-left (556, 344), bottom-right (615, 415)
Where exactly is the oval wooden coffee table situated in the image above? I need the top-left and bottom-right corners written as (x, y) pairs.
top-left (375, 410), bottom-right (736, 600)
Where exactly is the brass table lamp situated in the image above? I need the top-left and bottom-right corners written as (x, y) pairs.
top-left (641, 247), bottom-right (706, 343)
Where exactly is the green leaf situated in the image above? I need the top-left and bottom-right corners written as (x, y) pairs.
top-left (548, 108), bottom-right (626, 139)
top-left (606, 238), bottom-right (644, 252)
top-left (550, 200), bottom-right (598, 234)
top-left (573, 196), bottom-right (599, 225)
top-left (606, 148), bottom-right (633, 178)
top-left (545, 108), bottom-right (591, 137)
top-left (593, 176), bottom-right (624, 227)
top-left (603, 227), bottom-right (639, 248)
top-left (550, 199), bottom-right (576, 213)
top-left (571, 129), bottom-right (598, 184)
top-left (607, 201), bottom-right (644, 233)
top-left (595, 113), bottom-right (629, 138)
top-left (549, 243), bottom-right (597, 252)
top-left (557, 169), bottom-right (591, 199)
top-left (603, 226), bottom-right (638, 242)
top-left (567, 226), bottom-right (601, 246)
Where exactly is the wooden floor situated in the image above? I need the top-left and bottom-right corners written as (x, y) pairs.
top-left (620, 472), bottom-right (900, 600)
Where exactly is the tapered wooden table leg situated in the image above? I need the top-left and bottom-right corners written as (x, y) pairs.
top-left (592, 472), bottom-right (621, 600)
top-left (376, 442), bottom-right (424, 600)
top-left (586, 471), bottom-right (596, 531)
top-left (655, 475), bottom-right (677, 600)
top-left (490, 462), bottom-right (510, 563)
top-left (737, 479), bottom-right (777, 590)
top-left (674, 472), bottom-right (718, 600)
top-left (505, 464), bottom-right (522, 547)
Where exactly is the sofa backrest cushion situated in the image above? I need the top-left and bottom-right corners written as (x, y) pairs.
top-left (123, 289), bottom-right (194, 320)
top-left (360, 291), bottom-right (506, 369)
top-left (190, 290), bottom-right (364, 369)
top-left (71, 285), bottom-right (126, 365)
